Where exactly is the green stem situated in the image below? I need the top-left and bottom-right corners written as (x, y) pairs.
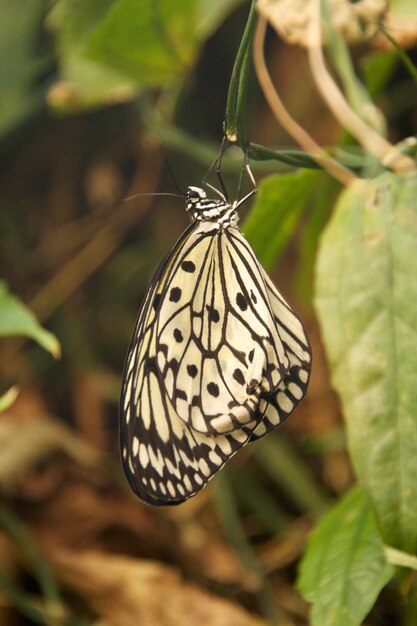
top-left (138, 94), bottom-right (367, 173)
top-left (381, 25), bottom-right (417, 86)
top-left (0, 567), bottom-right (46, 624)
top-left (321, 0), bottom-right (385, 136)
top-left (212, 471), bottom-right (287, 624)
top-left (252, 436), bottom-right (330, 517)
top-left (235, 44), bottom-right (252, 145)
top-left (0, 506), bottom-right (63, 618)
top-left (248, 142), bottom-right (325, 168)
top-left (225, 0), bottom-right (258, 145)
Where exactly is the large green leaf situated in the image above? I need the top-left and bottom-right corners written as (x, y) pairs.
top-left (0, 281), bottom-right (60, 358)
top-left (242, 170), bottom-right (323, 269)
top-left (315, 172), bottom-right (417, 553)
top-left (298, 486), bottom-right (394, 626)
top-left (46, 0), bottom-right (137, 109)
top-left (47, 0), bottom-right (247, 110)
top-left (86, 0), bottom-right (198, 84)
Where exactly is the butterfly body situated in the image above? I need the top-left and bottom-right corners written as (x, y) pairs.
top-left (120, 184), bottom-right (311, 505)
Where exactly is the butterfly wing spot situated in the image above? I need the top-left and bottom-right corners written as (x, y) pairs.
top-left (181, 260), bottom-right (196, 273)
top-left (206, 305), bottom-right (220, 323)
top-left (233, 368), bottom-right (245, 385)
top-left (187, 364), bottom-right (198, 378)
top-left (173, 328), bottom-right (184, 342)
top-left (236, 292), bottom-right (248, 311)
top-left (169, 287), bottom-right (182, 302)
top-left (207, 382), bottom-right (220, 397)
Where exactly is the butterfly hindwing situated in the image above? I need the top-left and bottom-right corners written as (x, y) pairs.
top-left (250, 269), bottom-right (312, 441)
top-left (120, 223), bottom-right (261, 504)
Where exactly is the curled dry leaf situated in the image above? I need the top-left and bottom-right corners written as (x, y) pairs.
top-left (27, 477), bottom-right (254, 591)
top-left (257, 0), bottom-right (388, 46)
top-left (29, 481), bottom-right (179, 560)
top-left (49, 549), bottom-right (268, 626)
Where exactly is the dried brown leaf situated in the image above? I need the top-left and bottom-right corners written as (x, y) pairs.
top-left (0, 415), bottom-right (100, 493)
top-left (49, 549), bottom-right (268, 626)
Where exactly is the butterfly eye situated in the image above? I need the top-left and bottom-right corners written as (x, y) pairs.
top-left (188, 190), bottom-right (201, 201)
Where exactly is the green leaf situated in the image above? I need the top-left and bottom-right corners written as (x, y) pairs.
top-left (242, 170), bottom-right (324, 269)
top-left (0, 0), bottom-right (47, 136)
top-left (0, 281), bottom-right (60, 358)
top-left (361, 51), bottom-right (397, 99)
top-left (298, 175), bottom-right (339, 299)
top-left (298, 486), bottom-right (394, 626)
top-left (86, 0), bottom-right (198, 84)
top-left (47, 0), bottom-right (137, 110)
top-left (46, 0), bottom-right (243, 110)
top-left (315, 172), bottom-right (417, 553)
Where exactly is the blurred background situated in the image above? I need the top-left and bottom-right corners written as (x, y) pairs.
top-left (0, 0), bottom-right (416, 624)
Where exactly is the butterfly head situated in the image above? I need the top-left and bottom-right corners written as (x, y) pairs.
top-left (186, 186), bottom-right (237, 227)
top-left (186, 186), bottom-right (207, 206)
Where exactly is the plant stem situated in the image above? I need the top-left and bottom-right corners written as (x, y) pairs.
top-left (225, 0), bottom-right (258, 145)
top-left (0, 506), bottom-right (63, 618)
top-left (381, 25), bottom-right (417, 86)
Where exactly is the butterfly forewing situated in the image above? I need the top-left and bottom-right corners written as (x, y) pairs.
top-left (155, 222), bottom-right (288, 435)
top-left (120, 224), bottom-right (258, 504)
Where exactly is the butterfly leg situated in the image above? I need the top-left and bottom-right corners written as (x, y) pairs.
top-left (203, 136), bottom-right (229, 201)
top-left (236, 147), bottom-right (257, 208)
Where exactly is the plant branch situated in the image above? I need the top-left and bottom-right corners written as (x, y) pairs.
top-left (253, 14), bottom-right (355, 185)
top-left (380, 24), bottom-right (417, 86)
top-left (307, 0), bottom-right (416, 176)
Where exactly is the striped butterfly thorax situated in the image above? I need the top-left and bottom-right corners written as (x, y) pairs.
top-left (120, 177), bottom-right (311, 505)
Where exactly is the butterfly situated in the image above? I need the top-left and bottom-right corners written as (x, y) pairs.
top-left (120, 155), bottom-right (311, 505)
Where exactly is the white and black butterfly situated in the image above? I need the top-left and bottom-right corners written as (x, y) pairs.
top-left (120, 157), bottom-right (311, 505)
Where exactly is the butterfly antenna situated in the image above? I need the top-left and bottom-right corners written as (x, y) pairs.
top-left (124, 192), bottom-right (183, 202)
top-left (165, 159), bottom-right (185, 195)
